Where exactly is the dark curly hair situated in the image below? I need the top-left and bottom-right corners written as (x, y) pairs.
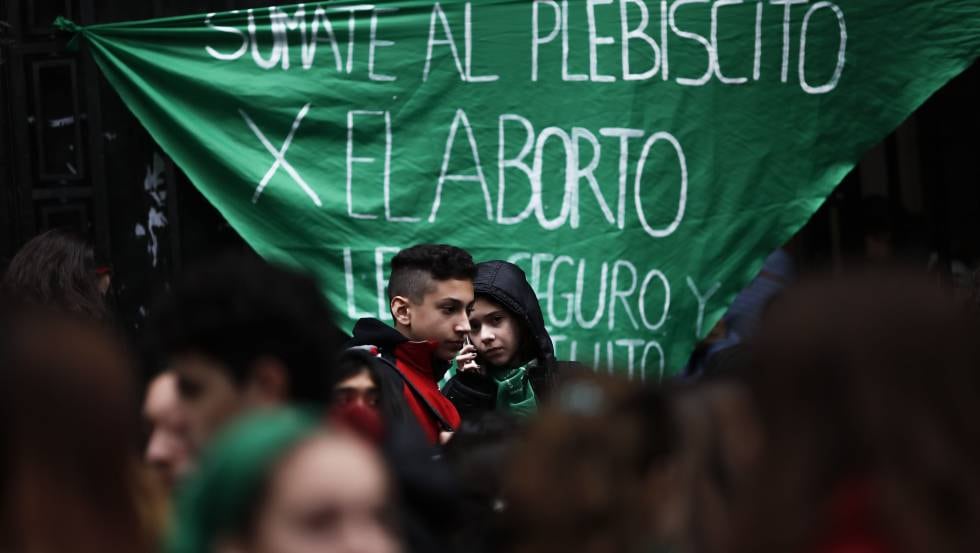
top-left (387, 244), bottom-right (475, 303)
top-left (145, 254), bottom-right (342, 404)
top-left (1, 229), bottom-right (106, 320)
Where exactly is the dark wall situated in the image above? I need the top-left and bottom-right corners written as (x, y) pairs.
top-left (794, 64), bottom-right (979, 279)
top-left (0, 0), bottom-right (262, 334)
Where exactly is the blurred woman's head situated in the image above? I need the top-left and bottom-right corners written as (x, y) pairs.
top-left (662, 372), bottom-right (761, 553)
top-left (0, 307), bottom-right (149, 553)
top-left (1, 229), bottom-right (107, 319)
top-left (500, 375), bottom-right (677, 553)
top-left (732, 271), bottom-right (980, 553)
top-left (169, 409), bottom-right (401, 553)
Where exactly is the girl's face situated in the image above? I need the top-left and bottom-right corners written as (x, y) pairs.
top-left (468, 297), bottom-right (523, 369)
top-left (241, 433), bottom-right (401, 553)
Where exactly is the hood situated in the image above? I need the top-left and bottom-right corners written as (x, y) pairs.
top-left (473, 261), bottom-right (555, 367)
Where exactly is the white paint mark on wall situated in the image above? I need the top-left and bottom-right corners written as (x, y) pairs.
top-left (49, 116), bottom-right (76, 128)
top-left (135, 153), bottom-right (169, 267)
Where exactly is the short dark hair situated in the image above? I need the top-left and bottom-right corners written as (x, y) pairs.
top-left (145, 253), bottom-right (343, 404)
top-left (326, 349), bottom-right (380, 393)
top-left (387, 244), bottom-right (475, 303)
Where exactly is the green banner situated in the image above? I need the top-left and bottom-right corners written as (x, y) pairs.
top-left (59, 0), bottom-right (979, 379)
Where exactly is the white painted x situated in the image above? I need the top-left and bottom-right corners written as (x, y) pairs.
top-left (239, 103), bottom-right (322, 207)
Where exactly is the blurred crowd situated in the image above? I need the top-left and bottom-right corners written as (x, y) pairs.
top-left (1, 228), bottom-right (978, 553)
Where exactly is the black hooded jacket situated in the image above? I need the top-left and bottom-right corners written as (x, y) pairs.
top-left (442, 260), bottom-right (563, 419)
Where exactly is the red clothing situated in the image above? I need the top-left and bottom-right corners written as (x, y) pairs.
top-left (347, 318), bottom-right (461, 444)
top-left (811, 481), bottom-right (892, 553)
top-left (392, 339), bottom-right (461, 443)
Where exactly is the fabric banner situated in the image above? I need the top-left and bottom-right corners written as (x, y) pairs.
top-left (58, 0), bottom-right (979, 378)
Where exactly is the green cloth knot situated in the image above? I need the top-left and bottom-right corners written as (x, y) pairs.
top-left (52, 16), bottom-right (84, 51)
top-left (53, 16), bottom-right (81, 33)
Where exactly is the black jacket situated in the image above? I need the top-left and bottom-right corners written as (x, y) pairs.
top-left (343, 324), bottom-right (461, 553)
top-left (443, 261), bottom-right (563, 419)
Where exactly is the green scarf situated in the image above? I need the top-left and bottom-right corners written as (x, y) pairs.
top-left (493, 363), bottom-right (538, 418)
top-left (441, 361), bottom-right (538, 418)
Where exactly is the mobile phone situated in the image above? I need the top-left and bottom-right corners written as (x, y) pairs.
top-left (461, 335), bottom-right (480, 372)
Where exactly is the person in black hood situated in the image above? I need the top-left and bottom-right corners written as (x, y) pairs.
top-left (442, 260), bottom-right (564, 420)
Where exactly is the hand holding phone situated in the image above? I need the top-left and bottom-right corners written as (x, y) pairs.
top-left (457, 335), bottom-right (482, 374)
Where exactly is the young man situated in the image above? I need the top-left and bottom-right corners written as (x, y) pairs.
top-left (143, 371), bottom-right (193, 489)
top-left (347, 244), bottom-right (475, 444)
top-left (145, 254), bottom-right (342, 464)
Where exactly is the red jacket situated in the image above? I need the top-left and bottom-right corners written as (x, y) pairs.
top-left (348, 318), bottom-right (460, 444)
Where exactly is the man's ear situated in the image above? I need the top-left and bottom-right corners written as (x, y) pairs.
top-left (391, 295), bottom-right (412, 327)
top-left (244, 357), bottom-right (289, 407)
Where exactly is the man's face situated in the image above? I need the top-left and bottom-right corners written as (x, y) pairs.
top-left (405, 278), bottom-right (474, 361)
top-left (143, 372), bottom-right (194, 489)
top-left (170, 354), bottom-right (249, 459)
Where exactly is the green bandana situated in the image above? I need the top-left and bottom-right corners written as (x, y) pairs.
top-left (167, 408), bottom-right (321, 553)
